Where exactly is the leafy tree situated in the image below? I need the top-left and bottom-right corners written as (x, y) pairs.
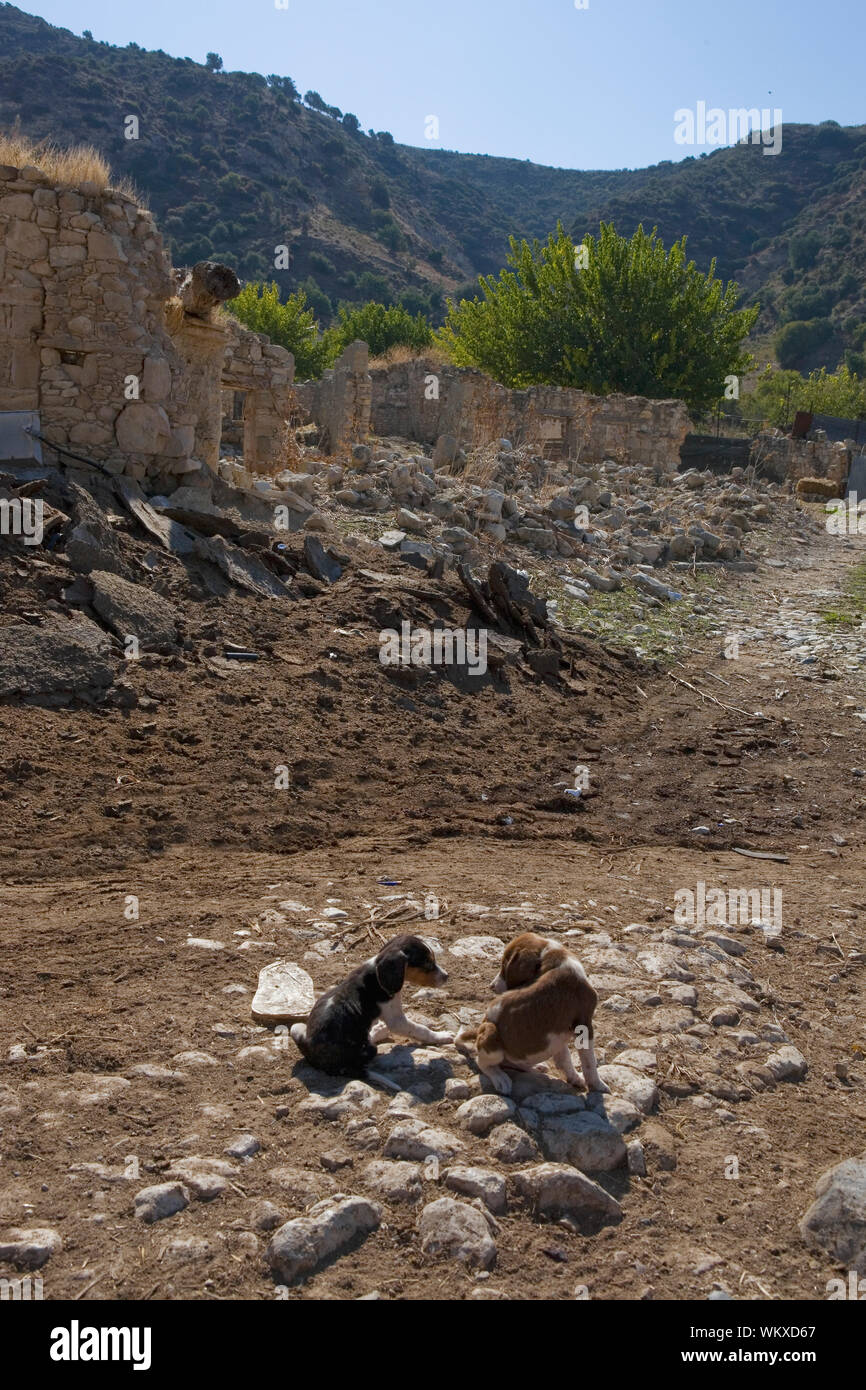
top-left (304, 91), bottom-right (327, 112)
top-left (436, 222), bottom-right (758, 412)
top-left (205, 53), bottom-right (223, 72)
top-left (266, 74), bottom-right (299, 100)
top-left (775, 317), bottom-right (833, 368)
top-left (226, 282), bottom-right (336, 378)
top-left (742, 363), bottom-right (866, 424)
top-left (331, 301), bottom-right (433, 357)
top-left (342, 113), bottom-right (361, 133)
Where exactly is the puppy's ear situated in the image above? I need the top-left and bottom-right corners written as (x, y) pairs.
top-left (376, 949), bottom-right (407, 996)
top-left (504, 946), bottom-right (542, 989)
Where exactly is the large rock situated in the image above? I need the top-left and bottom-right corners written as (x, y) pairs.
top-left (115, 402), bottom-right (171, 455)
top-left (417, 1198), bottom-right (496, 1269)
top-left (89, 571), bottom-right (178, 651)
top-left (0, 619), bottom-right (114, 700)
top-left (267, 1196), bottom-right (381, 1283)
top-left (537, 1109), bottom-right (627, 1171)
top-left (456, 1094), bottom-right (515, 1135)
top-left (800, 1156), bottom-right (866, 1273)
top-left (596, 1064), bottom-right (659, 1115)
top-left (133, 1182), bottom-right (189, 1223)
top-left (0, 1227), bottom-right (62, 1270)
top-left (513, 1163), bottom-right (622, 1222)
top-left (443, 1166), bottom-right (507, 1215)
top-left (251, 960), bottom-right (314, 1025)
top-left (363, 1160), bottom-right (423, 1204)
top-left (384, 1120), bottom-right (463, 1162)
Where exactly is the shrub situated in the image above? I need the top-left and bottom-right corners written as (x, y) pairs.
top-left (226, 282), bottom-right (336, 378)
top-left (437, 222), bottom-right (758, 412)
top-left (775, 318), bottom-right (834, 368)
top-left (331, 301), bottom-right (433, 357)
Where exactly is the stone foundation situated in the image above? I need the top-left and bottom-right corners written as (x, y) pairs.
top-left (368, 360), bottom-right (692, 470)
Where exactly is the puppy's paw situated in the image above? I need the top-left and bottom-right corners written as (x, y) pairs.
top-left (589, 1079), bottom-right (610, 1095)
top-left (432, 1030), bottom-right (455, 1045)
top-left (368, 1021), bottom-right (390, 1044)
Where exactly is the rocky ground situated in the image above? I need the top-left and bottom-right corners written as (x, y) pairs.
top-left (1, 440), bottom-right (864, 1302)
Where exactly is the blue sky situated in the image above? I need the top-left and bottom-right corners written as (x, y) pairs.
top-left (19, 0), bottom-right (866, 169)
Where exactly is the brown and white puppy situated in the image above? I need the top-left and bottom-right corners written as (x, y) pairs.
top-left (458, 932), bottom-right (609, 1096)
top-left (291, 934), bottom-right (452, 1078)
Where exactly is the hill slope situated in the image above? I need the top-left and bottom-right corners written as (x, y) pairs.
top-left (1, 3), bottom-right (865, 369)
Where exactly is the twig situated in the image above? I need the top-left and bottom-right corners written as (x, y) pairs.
top-left (667, 671), bottom-right (751, 717)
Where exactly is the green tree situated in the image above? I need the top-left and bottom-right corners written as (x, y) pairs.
top-left (331, 301), bottom-right (433, 357)
top-left (775, 318), bottom-right (833, 369)
top-left (436, 222), bottom-right (758, 412)
top-left (205, 53), bottom-right (223, 72)
top-left (226, 282), bottom-right (337, 378)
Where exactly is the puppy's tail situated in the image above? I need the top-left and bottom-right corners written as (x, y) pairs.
top-left (454, 1024), bottom-right (478, 1052)
top-left (289, 1022), bottom-right (311, 1060)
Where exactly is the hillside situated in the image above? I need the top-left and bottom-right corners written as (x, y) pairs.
top-left (1, 2), bottom-right (865, 370)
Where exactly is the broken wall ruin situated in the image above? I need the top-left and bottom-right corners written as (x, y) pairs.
top-left (0, 161), bottom-right (296, 488)
top-left (368, 360), bottom-right (693, 470)
top-left (0, 162), bottom-right (202, 490)
top-left (292, 340), bottom-right (372, 454)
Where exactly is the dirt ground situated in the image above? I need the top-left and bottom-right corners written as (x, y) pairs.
top-left (1, 509), bottom-right (864, 1302)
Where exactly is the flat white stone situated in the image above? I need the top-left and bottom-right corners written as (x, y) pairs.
top-left (251, 960), bottom-right (315, 1024)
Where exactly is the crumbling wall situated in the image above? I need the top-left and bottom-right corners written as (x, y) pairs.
top-left (294, 340), bottom-right (372, 454)
top-left (751, 430), bottom-right (850, 487)
top-left (0, 162), bottom-right (200, 490)
top-left (369, 360), bottom-right (692, 469)
top-left (219, 319), bottom-right (295, 475)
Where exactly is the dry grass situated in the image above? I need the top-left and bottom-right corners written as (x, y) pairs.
top-left (367, 345), bottom-right (449, 372)
top-left (0, 128), bottom-right (142, 203)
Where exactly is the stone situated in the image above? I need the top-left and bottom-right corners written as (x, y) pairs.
top-left (456, 1094), bottom-right (516, 1135)
top-left (225, 1134), bottom-right (261, 1160)
top-left (267, 1196), bottom-right (382, 1284)
top-left (443, 1166), bottom-right (507, 1215)
top-left (449, 935), bottom-right (504, 961)
top-left (627, 1140), bottom-right (647, 1177)
top-left (166, 1158), bottom-right (237, 1200)
top-left (363, 1160), bottom-right (423, 1204)
top-left (251, 960), bottom-right (315, 1024)
top-left (89, 570), bottom-right (179, 651)
top-left (513, 1163), bottom-right (622, 1222)
top-left (596, 1065), bottom-right (658, 1115)
top-left (488, 1122), bottom-right (538, 1164)
top-left (115, 401), bottom-right (171, 455)
top-left (0, 619), bottom-right (114, 700)
top-left (133, 1182), bottom-right (189, 1223)
top-left (384, 1120), bottom-right (464, 1162)
top-left (638, 1121), bottom-right (678, 1172)
top-left (800, 1157), bottom-right (866, 1273)
top-left (251, 1201), bottom-right (285, 1232)
top-left (0, 1227), bottom-right (62, 1270)
top-left (159, 1236), bottom-right (211, 1264)
top-left (298, 1081), bottom-right (380, 1121)
top-left (303, 535), bottom-right (342, 584)
top-left (432, 435), bottom-right (459, 468)
top-left (538, 1109), bottom-right (627, 1171)
top-left (417, 1198), bottom-right (496, 1269)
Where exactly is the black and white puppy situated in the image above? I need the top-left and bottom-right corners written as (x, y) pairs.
top-left (290, 934), bottom-right (453, 1077)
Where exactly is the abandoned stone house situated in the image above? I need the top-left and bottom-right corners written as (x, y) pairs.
top-left (0, 160), bottom-right (854, 492)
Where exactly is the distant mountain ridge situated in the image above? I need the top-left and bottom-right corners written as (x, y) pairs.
top-left (1, 2), bottom-right (864, 371)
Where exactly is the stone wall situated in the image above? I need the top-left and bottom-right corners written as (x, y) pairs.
top-left (294, 340), bottom-right (372, 454)
top-left (751, 430), bottom-right (850, 487)
top-left (0, 162), bottom-right (201, 491)
top-left (368, 360), bottom-right (692, 471)
top-left (219, 319), bottom-right (294, 475)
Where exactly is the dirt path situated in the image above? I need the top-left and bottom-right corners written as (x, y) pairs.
top-left (1, 520), bottom-right (864, 1302)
